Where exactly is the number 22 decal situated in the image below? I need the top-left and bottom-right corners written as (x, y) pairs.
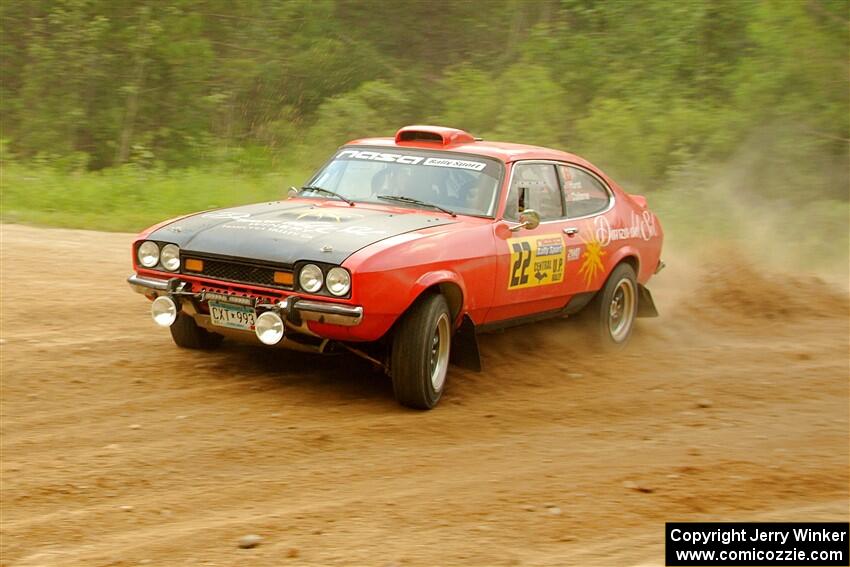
top-left (507, 234), bottom-right (567, 290)
top-left (510, 241), bottom-right (532, 287)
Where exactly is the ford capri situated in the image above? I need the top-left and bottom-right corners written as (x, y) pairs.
top-left (128, 125), bottom-right (664, 409)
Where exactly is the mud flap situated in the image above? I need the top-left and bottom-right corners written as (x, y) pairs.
top-left (450, 315), bottom-right (482, 372)
top-left (637, 284), bottom-right (659, 318)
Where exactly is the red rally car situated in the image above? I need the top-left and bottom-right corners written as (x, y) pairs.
top-left (128, 125), bottom-right (664, 409)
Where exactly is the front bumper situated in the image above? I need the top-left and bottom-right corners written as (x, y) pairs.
top-left (127, 273), bottom-right (363, 327)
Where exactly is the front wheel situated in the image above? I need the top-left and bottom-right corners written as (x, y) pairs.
top-left (390, 294), bottom-right (452, 410)
top-left (584, 263), bottom-right (638, 350)
top-left (169, 313), bottom-right (224, 350)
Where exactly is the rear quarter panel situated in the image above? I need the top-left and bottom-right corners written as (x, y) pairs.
top-left (571, 169), bottom-right (664, 286)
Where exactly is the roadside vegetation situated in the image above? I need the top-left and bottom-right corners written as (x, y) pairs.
top-left (1, 0), bottom-right (847, 272)
top-left (1, 154), bottom-right (309, 232)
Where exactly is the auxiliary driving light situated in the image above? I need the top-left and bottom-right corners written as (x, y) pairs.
top-left (151, 295), bottom-right (178, 327)
top-left (255, 311), bottom-right (284, 345)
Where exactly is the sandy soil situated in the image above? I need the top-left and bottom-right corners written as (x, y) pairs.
top-left (1, 223), bottom-right (847, 567)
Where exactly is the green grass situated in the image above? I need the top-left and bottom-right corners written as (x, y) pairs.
top-left (0, 163), bottom-right (311, 233)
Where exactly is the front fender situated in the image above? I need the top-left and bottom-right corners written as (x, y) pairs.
top-left (339, 221), bottom-right (497, 340)
top-left (307, 268), bottom-right (470, 343)
top-left (406, 270), bottom-right (468, 324)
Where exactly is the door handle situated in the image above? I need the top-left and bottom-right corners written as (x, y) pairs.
top-left (563, 227), bottom-right (579, 236)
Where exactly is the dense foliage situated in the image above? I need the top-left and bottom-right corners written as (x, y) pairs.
top-left (1, 0), bottom-right (848, 270)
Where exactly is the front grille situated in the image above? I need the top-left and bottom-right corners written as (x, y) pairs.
top-left (182, 256), bottom-right (292, 289)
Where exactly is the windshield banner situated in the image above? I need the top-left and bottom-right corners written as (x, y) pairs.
top-left (337, 149), bottom-right (487, 171)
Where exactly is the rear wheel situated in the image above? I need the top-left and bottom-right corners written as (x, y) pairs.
top-left (169, 313), bottom-right (224, 350)
top-left (584, 263), bottom-right (638, 350)
top-left (391, 294), bottom-right (451, 409)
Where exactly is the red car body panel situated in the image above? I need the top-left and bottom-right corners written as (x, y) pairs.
top-left (132, 126), bottom-right (663, 344)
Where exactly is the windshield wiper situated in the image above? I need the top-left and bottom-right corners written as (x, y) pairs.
top-left (377, 195), bottom-right (456, 217)
top-left (299, 185), bottom-right (355, 206)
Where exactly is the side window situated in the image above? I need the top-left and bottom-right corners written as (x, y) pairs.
top-left (504, 164), bottom-right (563, 221)
top-left (558, 165), bottom-right (611, 218)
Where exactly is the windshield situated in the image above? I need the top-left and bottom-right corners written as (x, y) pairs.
top-left (304, 147), bottom-right (504, 217)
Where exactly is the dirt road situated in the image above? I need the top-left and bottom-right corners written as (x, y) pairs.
top-left (1, 224), bottom-right (847, 566)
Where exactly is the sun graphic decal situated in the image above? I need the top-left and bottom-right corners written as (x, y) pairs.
top-left (578, 232), bottom-right (606, 288)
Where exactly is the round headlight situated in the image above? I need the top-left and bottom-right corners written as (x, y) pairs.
top-left (137, 241), bottom-right (160, 268)
top-left (326, 267), bottom-right (351, 297)
top-left (255, 311), bottom-right (284, 345)
top-left (160, 244), bottom-right (180, 272)
top-left (299, 264), bottom-right (324, 293)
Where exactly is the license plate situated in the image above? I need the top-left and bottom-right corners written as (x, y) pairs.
top-left (209, 301), bottom-right (256, 331)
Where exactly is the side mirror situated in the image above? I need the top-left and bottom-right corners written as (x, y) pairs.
top-left (287, 186), bottom-right (299, 198)
top-left (510, 209), bottom-right (540, 232)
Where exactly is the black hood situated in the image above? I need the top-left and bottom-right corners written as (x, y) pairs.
top-left (147, 200), bottom-right (456, 266)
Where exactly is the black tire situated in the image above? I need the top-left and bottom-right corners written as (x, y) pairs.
top-left (169, 313), bottom-right (224, 350)
top-left (391, 294), bottom-right (452, 410)
top-left (583, 263), bottom-right (638, 351)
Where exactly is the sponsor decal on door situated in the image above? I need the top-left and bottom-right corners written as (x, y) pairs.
top-left (507, 234), bottom-right (566, 290)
